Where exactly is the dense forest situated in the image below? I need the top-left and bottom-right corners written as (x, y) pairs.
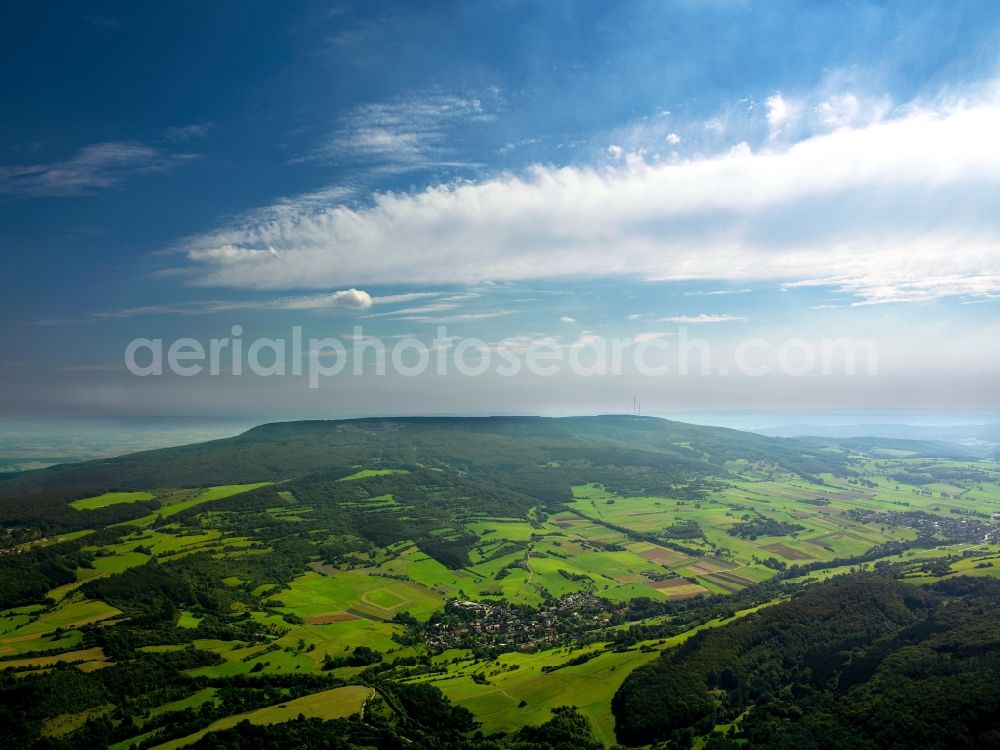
top-left (613, 576), bottom-right (1000, 749)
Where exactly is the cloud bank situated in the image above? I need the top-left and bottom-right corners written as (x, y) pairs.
top-left (175, 85), bottom-right (1000, 305)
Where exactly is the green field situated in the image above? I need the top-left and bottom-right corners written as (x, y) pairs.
top-left (150, 686), bottom-right (371, 749)
top-left (339, 469), bottom-right (407, 481)
top-left (70, 491), bottom-right (156, 510)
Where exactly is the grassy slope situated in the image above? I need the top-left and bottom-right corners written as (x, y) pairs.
top-left (149, 686), bottom-right (371, 750)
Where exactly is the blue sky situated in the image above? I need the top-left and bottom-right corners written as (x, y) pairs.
top-left (2, 1), bottom-right (999, 418)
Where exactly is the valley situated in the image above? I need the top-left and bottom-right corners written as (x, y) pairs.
top-left (1, 416), bottom-right (999, 749)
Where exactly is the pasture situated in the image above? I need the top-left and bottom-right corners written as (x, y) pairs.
top-left (150, 686), bottom-right (371, 749)
top-left (70, 491), bottom-right (156, 510)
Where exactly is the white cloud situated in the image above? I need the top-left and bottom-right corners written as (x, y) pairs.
top-left (278, 289), bottom-right (372, 310)
top-left (765, 93), bottom-right (796, 133)
top-left (659, 314), bottom-right (747, 324)
top-left (389, 310), bottom-right (515, 324)
top-left (0, 141), bottom-right (197, 197)
top-left (765, 75), bottom-right (892, 142)
top-left (812, 89), bottom-right (891, 131)
top-left (173, 83), bottom-right (1000, 305)
top-left (632, 331), bottom-right (673, 343)
top-left (369, 291), bottom-right (444, 305)
top-left (560, 316), bottom-right (577, 323)
top-left (365, 301), bottom-right (458, 317)
top-left (102, 288), bottom-right (469, 326)
top-left (91, 288), bottom-right (376, 319)
top-left (363, 292), bottom-right (482, 319)
top-left (571, 332), bottom-right (601, 347)
top-left (303, 92), bottom-right (496, 168)
top-left (665, 132), bottom-right (682, 145)
top-left (162, 123), bottom-right (214, 142)
top-left (684, 289), bottom-right (752, 296)
top-left (788, 270), bottom-right (1000, 306)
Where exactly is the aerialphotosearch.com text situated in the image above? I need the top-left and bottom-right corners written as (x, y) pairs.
top-left (124, 326), bottom-right (878, 388)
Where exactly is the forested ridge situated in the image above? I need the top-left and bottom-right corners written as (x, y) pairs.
top-left (613, 576), bottom-right (1000, 749)
top-left (0, 416), bottom-right (846, 532)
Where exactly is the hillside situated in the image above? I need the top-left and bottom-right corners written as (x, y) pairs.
top-left (0, 417), bottom-right (998, 749)
top-left (613, 576), bottom-right (1000, 749)
top-left (0, 416), bottom-right (847, 531)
